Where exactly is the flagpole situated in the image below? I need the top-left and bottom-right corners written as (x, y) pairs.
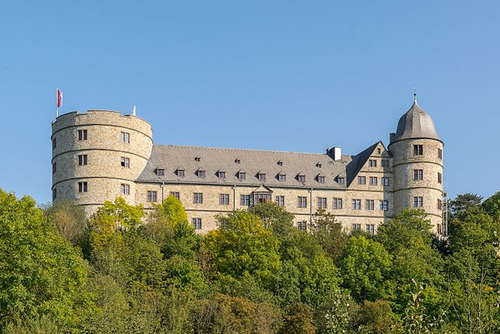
top-left (56, 87), bottom-right (58, 118)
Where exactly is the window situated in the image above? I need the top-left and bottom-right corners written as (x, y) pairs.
top-left (277, 173), bottom-right (286, 182)
top-left (52, 188), bottom-right (57, 200)
top-left (352, 199), bottom-right (361, 210)
top-left (120, 132), bottom-right (130, 143)
top-left (414, 196), bottom-right (423, 208)
top-left (235, 158), bottom-right (241, 164)
top-left (381, 160), bottom-right (389, 167)
top-left (366, 200), bottom-right (375, 210)
top-left (277, 160), bottom-right (283, 166)
top-left (438, 172), bottom-right (442, 184)
top-left (170, 192), bottom-right (180, 200)
top-left (192, 218), bottom-right (202, 230)
top-left (369, 177), bottom-right (378, 185)
top-left (413, 169), bottom-right (423, 181)
top-left (258, 172), bottom-right (266, 182)
top-left (197, 169), bottom-right (206, 178)
top-left (175, 169), bottom-right (184, 177)
top-left (352, 223), bottom-right (361, 231)
top-left (377, 148), bottom-right (381, 154)
top-left (276, 195), bottom-right (285, 207)
top-left (358, 176), bottom-right (366, 185)
top-left (52, 162), bottom-right (56, 174)
top-left (316, 162), bottom-right (322, 168)
top-left (379, 200), bottom-right (388, 211)
top-left (337, 177), bottom-right (345, 185)
top-left (195, 156), bottom-right (201, 162)
top-left (437, 199), bottom-right (442, 210)
top-left (297, 221), bottom-right (307, 231)
top-left (238, 171), bottom-right (246, 181)
top-left (52, 138), bottom-right (56, 149)
top-left (298, 196), bottom-right (308, 208)
top-left (414, 144), bottom-right (423, 155)
top-left (121, 183), bottom-right (130, 195)
top-left (381, 177), bottom-right (390, 186)
top-left (121, 157), bottom-right (130, 168)
top-left (437, 224), bottom-right (442, 235)
top-left (147, 190), bottom-right (157, 202)
top-left (78, 154), bottom-right (88, 166)
top-left (318, 197), bottom-right (327, 209)
top-left (254, 193), bottom-right (271, 204)
top-left (369, 159), bottom-right (377, 167)
top-left (297, 174), bottom-right (306, 183)
top-left (218, 170), bottom-right (226, 179)
top-left (366, 224), bottom-right (375, 235)
top-left (240, 195), bottom-right (250, 206)
top-left (438, 148), bottom-right (443, 160)
top-left (78, 129), bottom-right (88, 141)
top-left (219, 193), bottom-right (230, 205)
top-left (317, 175), bottom-right (326, 183)
top-left (333, 198), bottom-right (343, 209)
top-left (78, 182), bottom-right (88, 193)
top-left (157, 168), bottom-right (165, 176)
top-left (193, 193), bottom-right (203, 204)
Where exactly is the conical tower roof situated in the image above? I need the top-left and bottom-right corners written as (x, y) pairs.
top-left (391, 101), bottom-right (441, 144)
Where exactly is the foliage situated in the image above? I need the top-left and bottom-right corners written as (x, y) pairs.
top-left (202, 210), bottom-right (281, 286)
top-left (482, 191), bottom-right (500, 220)
top-left (314, 289), bottom-right (356, 334)
top-left (0, 189), bottom-right (93, 331)
top-left (449, 193), bottom-right (483, 220)
top-left (279, 303), bottom-right (315, 334)
top-left (44, 200), bottom-right (87, 245)
top-left (311, 209), bottom-right (349, 263)
top-left (341, 235), bottom-right (392, 302)
top-left (352, 300), bottom-right (401, 333)
top-left (153, 195), bottom-right (188, 227)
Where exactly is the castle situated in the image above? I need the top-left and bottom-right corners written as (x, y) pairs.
top-left (51, 98), bottom-right (444, 234)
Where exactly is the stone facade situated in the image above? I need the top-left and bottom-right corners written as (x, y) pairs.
top-left (51, 101), bottom-right (444, 235)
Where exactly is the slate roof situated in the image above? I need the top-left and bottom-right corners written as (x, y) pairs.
top-left (392, 101), bottom-right (441, 143)
top-left (136, 145), bottom-right (359, 189)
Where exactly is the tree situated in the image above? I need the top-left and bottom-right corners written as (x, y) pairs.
top-left (310, 209), bottom-right (348, 264)
top-left (449, 193), bottom-right (483, 220)
top-left (341, 236), bottom-right (392, 302)
top-left (249, 201), bottom-right (295, 239)
top-left (279, 303), bottom-right (315, 334)
top-left (482, 191), bottom-right (500, 220)
top-left (0, 189), bottom-right (93, 330)
top-left (202, 210), bottom-right (281, 286)
top-left (87, 197), bottom-right (144, 252)
top-left (44, 200), bottom-right (87, 245)
top-left (153, 195), bottom-right (188, 227)
top-left (376, 210), bottom-right (444, 316)
top-left (352, 300), bottom-right (401, 334)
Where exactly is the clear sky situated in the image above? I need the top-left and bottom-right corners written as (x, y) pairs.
top-left (0, 1), bottom-right (499, 204)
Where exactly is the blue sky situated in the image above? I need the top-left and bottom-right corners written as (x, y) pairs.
top-left (0, 1), bottom-right (499, 204)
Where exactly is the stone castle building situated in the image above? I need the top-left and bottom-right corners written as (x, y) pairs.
top-left (51, 99), bottom-right (444, 234)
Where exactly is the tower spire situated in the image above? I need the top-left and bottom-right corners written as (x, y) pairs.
top-left (413, 87), bottom-right (417, 103)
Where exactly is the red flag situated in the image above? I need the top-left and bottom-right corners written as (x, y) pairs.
top-left (57, 88), bottom-right (63, 108)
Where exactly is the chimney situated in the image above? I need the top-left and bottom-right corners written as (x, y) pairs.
top-left (326, 147), bottom-right (342, 161)
top-left (390, 133), bottom-right (395, 143)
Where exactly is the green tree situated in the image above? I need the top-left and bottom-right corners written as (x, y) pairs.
top-left (376, 210), bottom-right (444, 316)
top-left (352, 300), bottom-right (401, 334)
top-left (449, 193), bottom-right (483, 220)
top-left (250, 201), bottom-right (295, 239)
top-left (341, 236), bottom-right (392, 302)
top-left (153, 195), bottom-right (188, 227)
top-left (0, 189), bottom-right (93, 330)
top-left (279, 303), bottom-right (315, 334)
top-left (482, 191), bottom-right (500, 220)
top-left (44, 200), bottom-right (87, 245)
top-left (310, 209), bottom-right (348, 264)
top-left (202, 210), bottom-right (281, 286)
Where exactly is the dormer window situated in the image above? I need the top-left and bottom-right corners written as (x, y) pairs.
top-left (277, 172), bottom-right (286, 182)
top-left (317, 175), bottom-right (325, 183)
top-left (337, 176), bottom-right (345, 185)
top-left (235, 158), bottom-right (241, 164)
top-left (156, 168), bottom-right (165, 176)
top-left (316, 162), bottom-right (322, 168)
top-left (237, 170), bottom-right (246, 180)
top-left (217, 170), bottom-right (226, 179)
top-left (195, 156), bottom-right (201, 162)
top-left (258, 172), bottom-right (266, 182)
top-left (197, 169), bottom-right (206, 178)
top-left (277, 160), bottom-right (283, 166)
top-left (175, 168), bottom-right (185, 177)
top-left (297, 174), bottom-right (306, 183)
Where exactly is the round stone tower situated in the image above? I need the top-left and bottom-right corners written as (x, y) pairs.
top-left (51, 110), bottom-right (153, 214)
top-left (388, 100), bottom-right (444, 233)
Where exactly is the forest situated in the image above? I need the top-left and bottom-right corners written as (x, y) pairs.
top-left (0, 188), bottom-right (500, 333)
